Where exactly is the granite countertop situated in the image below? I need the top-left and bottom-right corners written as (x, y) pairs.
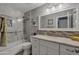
top-left (31, 35), bottom-right (79, 47)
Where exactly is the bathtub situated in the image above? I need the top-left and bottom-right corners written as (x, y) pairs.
top-left (0, 41), bottom-right (31, 55)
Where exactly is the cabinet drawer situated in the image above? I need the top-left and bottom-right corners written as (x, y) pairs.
top-left (47, 41), bottom-right (59, 50)
top-left (40, 40), bottom-right (59, 50)
top-left (31, 38), bottom-right (39, 45)
top-left (40, 40), bottom-right (48, 46)
top-left (60, 44), bottom-right (75, 55)
top-left (47, 48), bottom-right (59, 55)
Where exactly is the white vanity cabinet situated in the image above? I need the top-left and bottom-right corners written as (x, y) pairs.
top-left (31, 35), bottom-right (79, 55)
top-left (31, 37), bottom-right (59, 55)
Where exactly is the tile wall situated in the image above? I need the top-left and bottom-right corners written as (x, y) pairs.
top-left (38, 30), bottom-right (79, 38)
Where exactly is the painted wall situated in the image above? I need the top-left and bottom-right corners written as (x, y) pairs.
top-left (30, 3), bottom-right (79, 29)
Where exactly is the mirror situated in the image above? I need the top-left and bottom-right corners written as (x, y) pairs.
top-left (40, 14), bottom-right (55, 28)
top-left (40, 8), bottom-right (77, 30)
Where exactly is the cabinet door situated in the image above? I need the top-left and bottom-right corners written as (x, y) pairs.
top-left (47, 48), bottom-right (59, 55)
top-left (31, 38), bottom-right (40, 55)
top-left (60, 44), bottom-right (75, 55)
top-left (40, 45), bottom-right (47, 55)
top-left (32, 45), bottom-right (39, 55)
top-left (40, 39), bottom-right (59, 55)
top-left (31, 38), bottom-right (39, 45)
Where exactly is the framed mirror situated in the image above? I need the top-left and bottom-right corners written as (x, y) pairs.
top-left (39, 8), bottom-right (78, 31)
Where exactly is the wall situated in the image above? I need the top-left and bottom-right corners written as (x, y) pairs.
top-left (24, 11), bottom-right (39, 41)
top-left (23, 12), bottom-right (31, 41)
top-left (24, 3), bottom-right (79, 39)
top-left (0, 4), bottom-right (23, 18)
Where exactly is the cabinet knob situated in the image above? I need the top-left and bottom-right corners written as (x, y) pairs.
top-left (75, 48), bottom-right (79, 53)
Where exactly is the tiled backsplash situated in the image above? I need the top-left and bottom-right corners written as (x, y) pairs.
top-left (38, 30), bottom-right (79, 38)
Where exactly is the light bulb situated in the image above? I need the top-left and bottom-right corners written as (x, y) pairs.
top-left (51, 6), bottom-right (56, 10)
top-left (59, 4), bottom-right (63, 9)
top-left (46, 8), bottom-right (50, 12)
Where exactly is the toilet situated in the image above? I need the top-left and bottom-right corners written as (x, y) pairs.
top-left (22, 42), bottom-right (31, 55)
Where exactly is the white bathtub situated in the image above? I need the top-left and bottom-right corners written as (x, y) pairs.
top-left (0, 41), bottom-right (31, 55)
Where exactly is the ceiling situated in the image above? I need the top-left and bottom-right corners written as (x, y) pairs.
top-left (0, 3), bottom-right (45, 13)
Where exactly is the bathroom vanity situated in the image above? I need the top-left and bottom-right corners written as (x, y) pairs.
top-left (31, 35), bottom-right (79, 55)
